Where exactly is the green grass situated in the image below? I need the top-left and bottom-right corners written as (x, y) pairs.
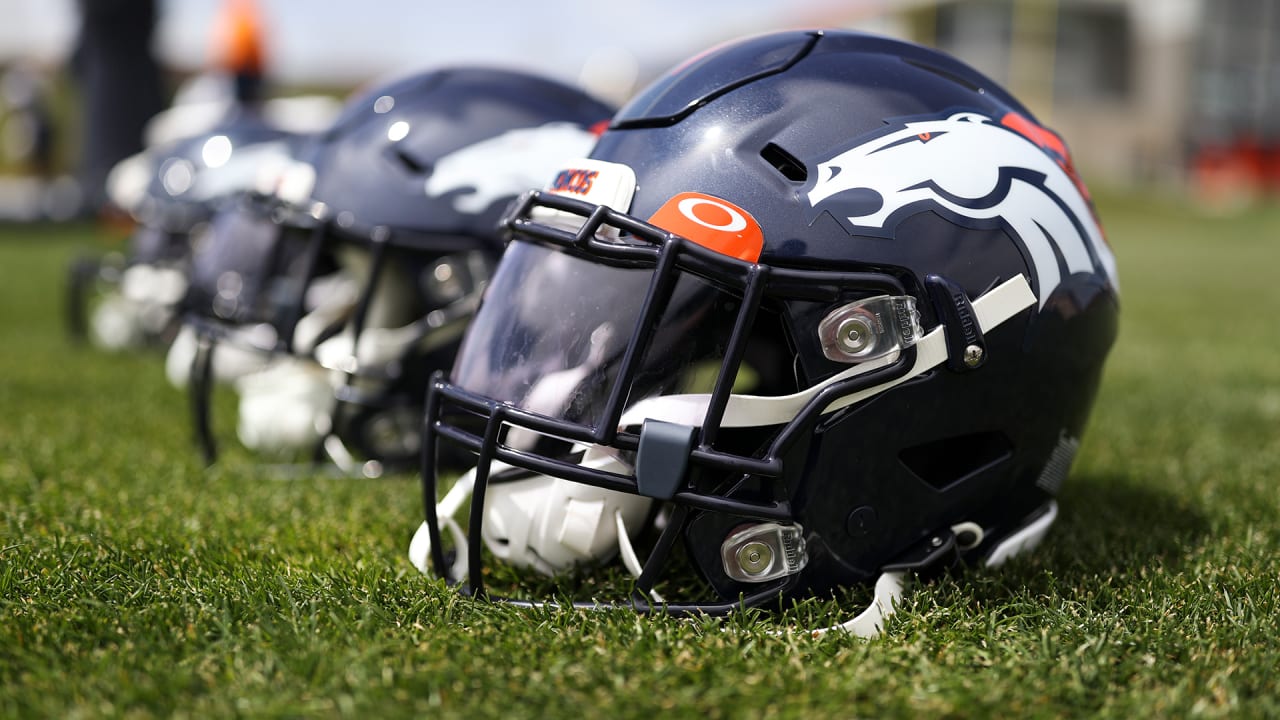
top-left (2, 192), bottom-right (1279, 718)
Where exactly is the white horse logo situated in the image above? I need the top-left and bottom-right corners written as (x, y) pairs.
top-left (805, 111), bottom-right (1118, 306)
top-left (424, 122), bottom-right (599, 214)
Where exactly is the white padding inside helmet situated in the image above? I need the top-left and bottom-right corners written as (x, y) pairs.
top-left (481, 454), bottom-right (653, 576)
top-left (313, 323), bottom-right (420, 375)
top-left (165, 323), bottom-right (276, 388)
top-left (409, 453), bottom-right (653, 579)
top-left (120, 263), bottom-right (188, 307)
top-left (291, 271), bottom-right (361, 354)
top-left (234, 357), bottom-right (333, 452)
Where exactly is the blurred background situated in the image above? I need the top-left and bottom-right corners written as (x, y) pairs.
top-left (0, 0), bottom-right (1274, 220)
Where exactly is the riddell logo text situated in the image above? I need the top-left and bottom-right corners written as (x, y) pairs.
top-left (551, 168), bottom-right (599, 195)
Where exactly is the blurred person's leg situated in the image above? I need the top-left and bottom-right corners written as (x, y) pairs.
top-left (73, 0), bottom-right (165, 215)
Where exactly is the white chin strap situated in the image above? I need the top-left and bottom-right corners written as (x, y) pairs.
top-left (618, 275), bottom-right (1036, 429)
top-left (798, 501), bottom-right (1059, 639)
top-left (806, 571), bottom-right (908, 639)
top-left (409, 450), bottom-right (653, 581)
top-left (982, 499), bottom-right (1059, 569)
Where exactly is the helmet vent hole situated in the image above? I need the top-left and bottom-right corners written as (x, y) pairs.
top-left (898, 432), bottom-right (1013, 491)
top-left (760, 143), bottom-right (807, 182)
top-left (392, 147), bottom-right (431, 175)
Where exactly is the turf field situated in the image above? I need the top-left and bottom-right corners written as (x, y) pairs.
top-left (2, 191), bottom-right (1278, 718)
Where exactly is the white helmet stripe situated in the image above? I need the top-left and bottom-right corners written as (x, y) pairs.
top-left (619, 274), bottom-right (1035, 431)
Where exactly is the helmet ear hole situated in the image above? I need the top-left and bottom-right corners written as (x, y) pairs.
top-left (898, 432), bottom-right (1013, 491)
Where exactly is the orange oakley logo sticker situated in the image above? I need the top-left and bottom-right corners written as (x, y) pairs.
top-left (647, 192), bottom-right (764, 262)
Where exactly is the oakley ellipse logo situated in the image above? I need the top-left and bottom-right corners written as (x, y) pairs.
top-left (648, 192), bottom-right (764, 263)
top-left (677, 196), bottom-right (750, 232)
top-left (804, 110), bottom-right (1118, 306)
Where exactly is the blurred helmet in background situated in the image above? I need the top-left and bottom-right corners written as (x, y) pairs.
top-left (177, 66), bottom-right (614, 476)
top-left (68, 110), bottom-right (301, 351)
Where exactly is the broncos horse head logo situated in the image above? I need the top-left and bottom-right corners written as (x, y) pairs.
top-left (804, 110), bottom-right (1117, 306)
top-left (424, 122), bottom-right (599, 214)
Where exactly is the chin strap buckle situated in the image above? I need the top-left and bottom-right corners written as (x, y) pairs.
top-left (882, 528), bottom-right (963, 580)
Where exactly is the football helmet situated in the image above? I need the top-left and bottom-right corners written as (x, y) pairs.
top-left (178, 67), bottom-right (614, 475)
top-left (67, 109), bottom-right (298, 350)
top-left (410, 31), bottom-right (1119, 634)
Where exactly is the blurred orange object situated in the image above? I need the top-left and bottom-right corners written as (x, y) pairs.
top-left (211, 0), bottom-right (267, 76)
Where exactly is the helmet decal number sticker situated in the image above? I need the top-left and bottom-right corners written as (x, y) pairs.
top-left (803, 110), bottom-right (1118, 306)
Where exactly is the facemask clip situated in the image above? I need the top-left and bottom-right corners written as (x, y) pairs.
top-left (635, 419), bottom-right (697, 500)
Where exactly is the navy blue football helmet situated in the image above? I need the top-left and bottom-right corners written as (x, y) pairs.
top-left (410, 31), bottom-right (1119, 633)
top-left (178, 67), bottom-right (614, 475)
top-left (67, 109), bottom-right (299, 350)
